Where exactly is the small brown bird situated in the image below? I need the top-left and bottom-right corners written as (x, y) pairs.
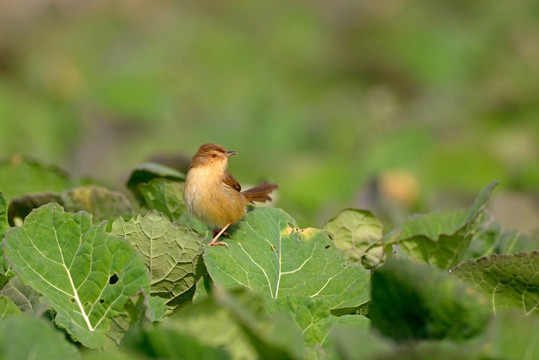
top-left (183, 143), bottom-right (278, 246)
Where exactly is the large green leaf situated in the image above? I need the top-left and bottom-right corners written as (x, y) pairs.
top-left (378, 182), bottom-right (498, 270)
top-left (271, 296), bottom-right (370, 349)
top-left (451, 251), bottom-right (538, 315)
top-left (465, 222), bottom-right (538, 259)
top-left (324, 208), bottom-right (383, 268)
top-left (124, 287), bottom-right (307, 360)
top-left (0, 192), bottom-right (9, 274)
top-left (3, 203), bottom-right (149, 349)
top-left (204, 208), bottom-right (371, 312)
top-left (137, 179), bottom-right (186, 222)
top-left (0, 315), bottom-right (80, 360)
top-left (370, 260), bottom-right (491, 342)
top-left (62, 186), bottom-right (135, 221)
top-left (0, 296), bottom-right (21, 318)
top-left (0, 156), bottom-right (72, 200)
top-left (104, 292), bottom-right (168, 349)
top-left (8, 186), bottom-right (134, 225)
top-left (126, 162), bottom-right (185, 202)
top-left (482, 310), bottom-right (539, 360)
top-left (110, 211), bottom-right (206, 309)
top-left (0, 276), bottom-right (42, 312)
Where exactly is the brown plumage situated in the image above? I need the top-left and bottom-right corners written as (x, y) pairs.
top-left (183, 143), bottom-right (278, 246)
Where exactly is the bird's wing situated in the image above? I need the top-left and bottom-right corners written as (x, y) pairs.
top-left (223, 170), bottom-right (242, 192)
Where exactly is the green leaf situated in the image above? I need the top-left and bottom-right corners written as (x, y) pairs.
top-left (271, 296), bottom-right (370, 349)
top-left (482, 310), bottom-right (539, 360)
top-left (0, 276), bottom-right (42, 312)
top-left (0, 296), bottom-right (21, 318)
top-left (4, 203), bottom-right (149, 349)
top-left (0, 192), bottom-right (9, 274)
top-left (0, 156), bottom-right (72, 200)
top-left (331, 328), bottom-right (391, 360)
top-left (137, 179), bottom-right (186, 222)
top-left (0, 315), bottom-right (80, 360)
top-left (324, 209), bottom-right (383, 268)
top-left (212, 288), bottom-right (307, 360)
top-left (126, 162), bottom-right (185, 201)
top-left (110, 211), bottom-right (206, 310)
top-left (122, 326), bottom-right (231, 360)
top-left (383, 182), bottom-right (498, 270)
top-left (8, 186), bottom-right (134, 225)
top-left (204, 208), bottom-right (371, 312)
top-left (465, 222), bottom-right (538, 259)
top-left (104, 292), bottom-right (168, 349)
top-left (370, 260), bottom-right (491, 342)
top-left (62, 186), bottom-right (135, 222)
top-left (450, 251), bottom-right (539, 315)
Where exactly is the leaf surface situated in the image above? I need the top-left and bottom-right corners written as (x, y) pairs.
top-left (3, 203), bottom-right (149, 348)
top-left (0, 315), bottom-right (80, 360)
top-left (324, 209), bottom-right (383, 268)
top-left (0, 296), bottom-right (21, 318)
top-left (204, 208), bottom-right (371, 312)
top-left (137, 179), bottom-right (186, 222)
top-left (451, 251), bottom-right (539, 315)
top-left (381, 182), bottom-right (498, 269)
top-left (0, 276), bottom-right (42, 312)
top-left (0, 156), bottom-right (71, 200)
top-left (110, 211), bottom-right (206, 309)
top-left (370, 260), bottom-right (491, 341)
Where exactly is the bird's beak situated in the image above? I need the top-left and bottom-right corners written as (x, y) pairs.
top-left (224, 151), bottom-right (237, 157)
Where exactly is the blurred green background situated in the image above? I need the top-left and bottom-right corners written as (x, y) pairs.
top-left (0, 0), bottom-right (538, 231)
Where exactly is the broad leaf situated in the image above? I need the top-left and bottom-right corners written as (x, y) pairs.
top-left (0, 276), bottom-right (42, 312)
top-left (482, 310), bottom-right (539, 360)
top-left (370, 260), bottom-right (490, 342)
top-left (137, 179), bottom-right (186, 222)
top-left (324, 209), bottom-right (383, 268)
top-left (204, 208), bottom-right (371, 312)
top-left (0, 296), bottom-right (21, 318)
top-left (8, 186), bottom-right (134, 224)
top-left (0, 315), bottom-right (80, 360)
top-left (271, 296), bottom-right (370, 349)
top-left (0, 192), bottom-right (9, 273)
top-left (62, 186), bottom-right (135, 221)
top-left (110, 211), bottom-right (206, 309)
top-left (126, 162), bottom-right (185, 201)
top-left (0, 156), bottom-right (72, 200)
top-left (380, 182), bottom-right (498, 270)
top-left (450, 251), bottom-right (539, 315)
top-left (465, 222), bottom-right (538, 259)
top-left (104, 292), bottom-right (168, 349)
top-left (4, 203), bottom-right (149, 348)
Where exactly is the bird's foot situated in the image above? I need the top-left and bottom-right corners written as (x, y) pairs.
top-left (208, 240), bottom-right (228, 247)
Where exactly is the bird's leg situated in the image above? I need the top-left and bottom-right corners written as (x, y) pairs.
top-left (209, 223), bottom-right (231, 247)
top-left (212, 228), bottom-right (231, 239)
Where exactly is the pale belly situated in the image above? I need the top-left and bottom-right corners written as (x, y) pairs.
top-left (184, 169), bottom-right (246, 228)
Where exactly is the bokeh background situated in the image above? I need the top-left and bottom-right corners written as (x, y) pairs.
top-left (1, 0), bottom-right (538, 231)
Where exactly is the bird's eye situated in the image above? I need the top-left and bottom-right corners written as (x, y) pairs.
top-left (211, 154), bottom-right (217, 158)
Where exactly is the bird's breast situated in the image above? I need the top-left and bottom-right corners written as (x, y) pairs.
top-left (184, 167), bottom-right (246, 227)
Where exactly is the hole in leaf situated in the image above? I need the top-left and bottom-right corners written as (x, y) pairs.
top-left (325, 245), bottom-right (330, 249)
top-left (286, 221), bottom-right (294, 228)
top-left (99, 299), bottom-right (105, 304)
top-left (109, 273), bottom-right (119, 285)
top-left (70, 298), bottom-right (75, 303)
top-left (83, 302), bottom-right (90, 308)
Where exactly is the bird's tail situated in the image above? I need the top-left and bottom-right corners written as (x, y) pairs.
top-left (242, 181), bottom-right (279, 203)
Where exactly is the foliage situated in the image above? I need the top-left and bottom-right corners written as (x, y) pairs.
top-left (0, 161), bottom-right (536, 358)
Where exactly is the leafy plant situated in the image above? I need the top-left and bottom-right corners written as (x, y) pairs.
top-left (0, 160), bottom-right (536, 359)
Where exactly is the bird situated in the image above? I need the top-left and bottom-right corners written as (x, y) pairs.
top-left (183, 143), bottom-right (278, 246)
